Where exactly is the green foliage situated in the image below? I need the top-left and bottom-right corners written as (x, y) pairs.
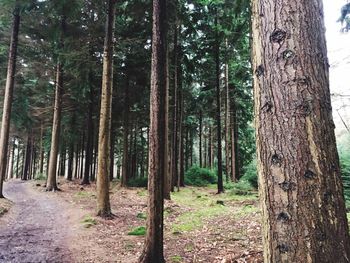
top-left (184, 166), bottom-right (217, 186)
top-left (81, 215), bottom-right (97, 228)
top-left (240, 158), bottom-right (258, 188)
top-left (128, 177), bottom-right (148, 188)
top-left (127, 226), bottom-right (146, 236)
top-left (229, 180), bottom-right (255, 196)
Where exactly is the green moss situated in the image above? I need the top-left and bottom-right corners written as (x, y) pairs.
top-left (81, 215), bottom-right (97, 228)
top-left (128, 226), bottom-right (146, 236)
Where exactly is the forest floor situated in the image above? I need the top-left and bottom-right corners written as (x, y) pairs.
top-left (0, 179), bottom-right (263, 263)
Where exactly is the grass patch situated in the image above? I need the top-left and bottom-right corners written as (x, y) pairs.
top-left (128, 226), bottom-right (146, 236)
top-left (170, 255), bottom-right (183, 263)
top-left (81, 215), bottom-right (97, 228)
top-left (0, 207), bottom-right (8, 216)
top-left (170, 187), bottom-right (258, 233)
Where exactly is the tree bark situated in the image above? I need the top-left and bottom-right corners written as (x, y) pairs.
top-left (22, 135), bottom-right (31, 181)
top-left (199, 111), bottom-right (202, 168)
top-left (224, 50), bottom-right (231, 182)
top-left (96, 0), bottom-right (115, 217)
top-left (139, 0), bottom-right (167, 260)
top-left (46, 16), bottom-right (65, 191)
top-left (121, 77), bottom-right (130, 187)
top-left (215, 11), bottom-right (224, 194)
top-left (82, 81), bottom-right (94, 184)
top-left (0, 4), bottom-right (20, 198)
top-left (230, 92), bottom-right (238, 182)
top-left (252, 0), bottom-right (350, 261)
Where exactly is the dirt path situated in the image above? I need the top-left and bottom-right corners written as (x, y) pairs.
top-left (0, 180), bottom-right (77, 263)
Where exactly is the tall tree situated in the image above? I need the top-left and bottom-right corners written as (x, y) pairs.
top-left (252, 0), bottom-right (350, 261)
top-left (96, 0), bottom-right (116, 217)
top-left (0, 3), bottom-right (20, 198)
top-left (139, 0), bottom-right (167, 261)
top-left (46, 16), bottom-right (66, 191)
top-left (214, 9), bottom-right (223, 194)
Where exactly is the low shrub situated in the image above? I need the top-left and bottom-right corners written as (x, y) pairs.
top-left (128, 177), bottom-right (148, 188)
top-left (240, 158), bottom-right (258, 188)
top-left (184, 166), bottom-right (217, 186)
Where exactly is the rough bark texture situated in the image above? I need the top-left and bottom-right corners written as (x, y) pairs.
top-left (138, 0), bottom-right (166, 261)
top-left (0, 5), bottom-right (20, 198)
top-left (252, 0), bottom-right (350, 261)
top-left (96, 0), bottom-right (115, 217)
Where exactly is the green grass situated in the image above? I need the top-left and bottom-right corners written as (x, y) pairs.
top-left (170, 255), bottom-right (183, 263)
top-left (81, 215), bottom-right (97, 228)
top-left (170, 187), bottom-right (258, 233)
top-left (128, 226), bottom-right (146, 236)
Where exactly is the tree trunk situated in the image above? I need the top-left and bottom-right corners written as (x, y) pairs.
top-left (139, 0), bottom-right (167, 260)
top-left (47, 16), bottom-right (65, 191)
top-left (79, 132), bottom-right (85, 179)
top-left (0, 4), bottom-right (20, 198)
top-left (215, 11), bottom-right (223, 194)
top-left (252, 0), bottom-right (350, 261)
top-left (96, 0), bottom-right (115, 217)
top-left (199, 111), bottom-right (202, 168)
top-left (39, 122), bottom-right (44, 175)
top-left (230, 92), bottom-right (238, 182)
top-left (67, 141), bottom-right (74, 181)
top-left (16, 141), bottom-right (20, 178)
top-left (121, 77), bottom-right (130, 187)
top-left (163, 40), bottom-right (171, 200)
top-left (171, 23), bottom-right (179, 192)
top-left (224, 50), bottom-right (231, 182)
top-left (22, 135), bottom-right (31, 181)
top-left (82, 96), bottom-right (93, 184)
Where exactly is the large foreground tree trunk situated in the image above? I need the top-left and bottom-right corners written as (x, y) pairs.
top-left (0, 4), bottom-right (20, 198)
top-left (252, 0), bottom-right (350, 261)
top-left (139, 0), bottom-right (167, 261)
top-left (96, 0), bottom-right (116, 217)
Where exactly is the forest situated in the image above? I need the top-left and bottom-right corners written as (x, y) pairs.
top-left (0, 0), bottom-right (350, 262)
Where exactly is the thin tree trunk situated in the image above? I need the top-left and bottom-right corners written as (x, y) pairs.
top-left (139, 0), bottom-right (167, 260)
top-left (39, 122), bottom-right (44, 175)
top-left (252, 0), bottom-right (350, 261)
top-left (199, 111), bottom-right (202, 168)
top-left (22, 135), bottom-right (31, 181)
top-left (16, 141), bottom-right (20, 178)
top-left (46, 16), bottom-right (65, 191)
top-left (171, 23), bottom-right (179, 192)
top-left (224, 47), bottom-right (231, 182)
top-left (230, 93), bottom-right (238, 182)
top-left (96, 0), bottom-right (115, 217)
top-left (80, 132), bottom-right (85, 179)
top-left (67, 141), bottom-right (74, 181)
top-left (215, 11), bottom-right (224, 194)
top-left (0, 4), bottom-right (20, 198)
top-left (121, 77), bottom-right (130, 187)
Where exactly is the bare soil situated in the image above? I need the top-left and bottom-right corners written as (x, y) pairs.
top-left (0, 179), bottom-right (263, 263)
